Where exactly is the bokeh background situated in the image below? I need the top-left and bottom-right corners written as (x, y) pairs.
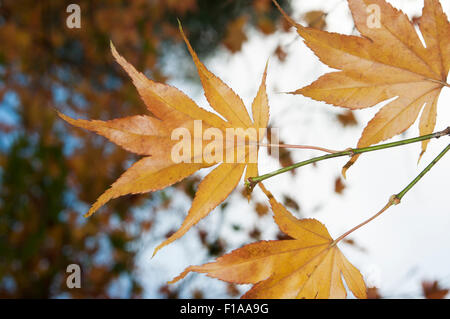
top-left (0, 0), bottom-right (449, 299)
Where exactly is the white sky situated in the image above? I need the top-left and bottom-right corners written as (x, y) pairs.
top-left (137, 0), bottom-right (450, 298)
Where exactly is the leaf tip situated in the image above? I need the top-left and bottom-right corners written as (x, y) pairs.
top-left (152, 240), bottom-right (167, 258)
top-left (264, 58), bottom-right (270, 72)
top-left (272, 0), bottom-right (300, 30)
top-left (177, 18), bottom-right (187, 40)
top-left (177, 18), bottom-right (197, 61)
top-left (342, 154), bottom-right (359, 179)
top-left (341, 165), bottom-right (348, 180)
top-left (417, 151), bottom-right (425, 164)
top-left (167, 275), bottom-right (181, 285)
top-left (56, 110), bottom-right (66, 121)
top-left (83, 210), bottom-right (94, 218)
top-left (168, 268), bottom-right (192, 285)
top-left (83, 202), bottom-right (100, 218)
top-left (110, 40), bottom-right (118, 58)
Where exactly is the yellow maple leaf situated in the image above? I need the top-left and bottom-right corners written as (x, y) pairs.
top-left (170, 196), bottom-right (367, 299)
top-left (59, 24), bottom-right (270, 255)
top-left (276, 0), bottom-right (449, 176)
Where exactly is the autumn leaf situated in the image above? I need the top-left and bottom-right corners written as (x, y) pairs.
top-left (59, 24), bottom-right (270, 255)
top-left (274, 45), bottom-right (288, 62)
top-left (223, 15), bottom-right (249, 53)
top-left (422, 280), bottom-right (449, 299)
top-left (283, 194), bottom-right (300, 211)
top-left (334, 176), bottom-right (346, 194)
top-left (170, 196), bottom-right (367, 299)
top-left (367, 287), bottom-right (382, 299)
top-left (276, 0), bottom-right (450, 176)
top-left (254, 201), bottom-right (269, 217)
top-left (303, 10), bottom-right (327, 30)
top-left (337, 110), bottom-right (358, 127)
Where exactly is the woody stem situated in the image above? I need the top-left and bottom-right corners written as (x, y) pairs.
top-left (332, 143), bottom-right (450, 245)
top-left (247, 127), bottom-right (450, 188)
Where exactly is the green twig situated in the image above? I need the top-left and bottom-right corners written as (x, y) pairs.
top-left (246, 127), bottom-right (450, 190)
top-left (395, 143), bottom-right (450, 201)
top-left (332, 143), bottom-right (450, 245)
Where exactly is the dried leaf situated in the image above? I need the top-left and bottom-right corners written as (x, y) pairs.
top-left (367, 287), bottom-right (382, 299)
top-left (223, 16), bottom-right (248, 53)
top-left (60, 25), bottom-right (271, 255)
top-left (274, 45), bottom-right (287, 62)
top-left (336, 110), bottom-right (358, 127)
top-left (334, 176), bottom-right (346, 195)
top-left (277, 0), bottom-right (450, 176)
top-left (303, 10), bottom-right (327, 30)
top-left (170, 197), bottom-right (367, 299)
top-left (283, 195), bottom-right (300, 211)
top-left (422, 280), bottom-right (449, 299)
top-left (254, 202), bottom-right (269, 217)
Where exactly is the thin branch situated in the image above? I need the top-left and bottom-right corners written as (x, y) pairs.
top-left (331, 199), bottom-right (395, 246)
top-left (246, 127), bottom-right (450, 190)
top-left (395, 143), bottom-right (450, 201)
top-left (332, 143), bottom-right (450, 245)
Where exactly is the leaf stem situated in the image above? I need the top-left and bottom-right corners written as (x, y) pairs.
top-left (332, 143), bottom-right (450, 245)
top-left (425, 78), bottom-right (450, 88)
top-left (331, 200), bottom-right (394, 246)
top-left (247, 127), bottom-right (450, 189)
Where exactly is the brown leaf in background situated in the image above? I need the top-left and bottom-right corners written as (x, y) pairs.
top-left (367, 287), bottom-right (382, 299)
top-left (283, 195), bottom-right (300, 212)
top-left (303, 10), bottom-right (327, 30)
top-left (275, 45), bottom-right (288, 62)
top-left (334, 177), bottom-right (346, 195)
top-left (422, 280), bottom-right (449, 299)
top-left (336, 110), bottom-right (358, 127)
top-left (257, 17), bottom-right (277, 34)
top-left (254, 202), bottom-right (269, 217)
top-left (226, 283), bottom-right (241, 297)
top-left (223, 16), bottom-right (249, 53)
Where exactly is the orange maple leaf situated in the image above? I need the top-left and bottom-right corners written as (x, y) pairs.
top-left (59, 24), bottom-right (270, 255)
top-left (276, 0), bottom-right (450, 176)
top-left (170, 196), bottom-right (367, 299)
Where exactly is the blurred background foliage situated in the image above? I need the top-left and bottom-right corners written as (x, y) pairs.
top-left (0, 0), bottom-right (294, 298)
